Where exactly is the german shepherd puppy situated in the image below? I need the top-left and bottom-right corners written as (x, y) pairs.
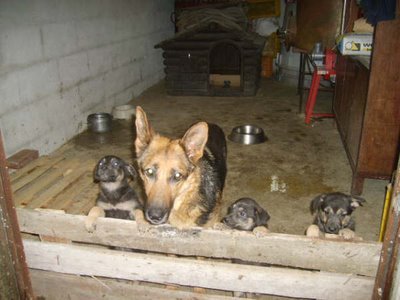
top-left (222, 198), bottom-right (270, 231)
top-left (307, 192), bottom-right (365, 238)
top-left (134, 106), bottom-right (227, 228)
top-left (85, 155), bottom-right (143, 232)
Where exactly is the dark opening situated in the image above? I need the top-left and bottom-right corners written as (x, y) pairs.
top-left (210, 42), bottom-right (241, 74)
top-left (209, 42), bottom-right (242, 92)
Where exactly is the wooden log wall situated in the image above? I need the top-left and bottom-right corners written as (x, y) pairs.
top-left (161, 30), bottom-right (262, 96)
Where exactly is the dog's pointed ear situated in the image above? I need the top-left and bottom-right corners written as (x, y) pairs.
top-left (181, 122), bottom-right (208, 164)
top-left (255, 207), bottom-right (270, 226)
top-left (310, 194), bottom-right (325, 214)
top-left (124, 163), bottom-right (137, 180)
top-left (93, 161), bottom-right (101, 182)
top-left (350, 195), bottom-right (366, 208)
top-left (135, 106), bottom-right (154, 158)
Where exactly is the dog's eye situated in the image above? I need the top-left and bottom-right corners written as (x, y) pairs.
top-left (144, 168), bottom-right (155, 177)
top-left (112, 161), bottom-right (119, 167)
top-left (238, 211), bottom-right (247, 218)
top-left (172, 171), bottom-right (183, 182)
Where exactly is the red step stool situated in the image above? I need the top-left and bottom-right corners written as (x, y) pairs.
top-left (304, 49), bottom-right (337, 124)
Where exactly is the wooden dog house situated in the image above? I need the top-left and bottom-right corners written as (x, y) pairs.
top-left (155, 18), bottom-right (266, 96)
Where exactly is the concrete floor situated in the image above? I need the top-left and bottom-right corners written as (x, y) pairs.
top-left (74, 78), bottom-right (388, 242)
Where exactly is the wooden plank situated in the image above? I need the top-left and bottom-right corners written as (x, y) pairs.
top-left (10, 143), bottom-right (75, 183)
top-left (30, 269), bottom-right (240, 300)
top-left (164, 57), bottom-right (208, 65)
top-left (163, 50), bottom-right (209, 58)
top-left (166, 73), bottom-right (208, 81)
top-left (372, 156), bottom-right (400, 299)
top-left (164, 42), bottom-right (258, 51)
top-left (17, 208), bottom-right (381, 277)
top-left (13, 159), bottom-right (82, 207)
top-left (7, 149), bottom-right (39, 169)
top-left (23, 239), bottom-right (374, 299)
top-left (25, 166), bottom-right (90, 209)
top-left (48, 172), bottom-right (94, 211)
top-left (0, 131), bottom-right (34, 299)
top-left (65, 182), bottom-right (98, 215)
top-left (165, 65), bottom-right (208, 73)
top-left (166, 80), bottom-right (208, 89)
top-left (10, 156), bottom-right (64, 186)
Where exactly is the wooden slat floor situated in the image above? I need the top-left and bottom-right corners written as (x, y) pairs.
top-left (10, 118), bottom-right (136, 214)
top-left (10, 144), bottom-right (97, 215)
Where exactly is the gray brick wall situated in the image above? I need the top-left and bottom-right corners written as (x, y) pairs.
top-left (0, 0), bottom-right (174, 156)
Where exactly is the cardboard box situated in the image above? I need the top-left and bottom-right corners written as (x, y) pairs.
top-left (209, 74), bottom-right (240, 87)
top-left (337, 33), bottom-right (373, 55)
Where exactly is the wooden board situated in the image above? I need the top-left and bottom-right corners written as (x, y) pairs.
top-left (17, 208), bottom-right (381, 277)
top-left (30, 269), bottom-right (241, 300)
top-left (6, 149), bottom-right (39, 169)
top-left (24, 239), bottom-right (374, 299)
top-left (10, 148), bottom-right (97, 213)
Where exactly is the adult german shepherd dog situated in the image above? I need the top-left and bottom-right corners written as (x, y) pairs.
top-left (134, 106), bottom-right (227, 229)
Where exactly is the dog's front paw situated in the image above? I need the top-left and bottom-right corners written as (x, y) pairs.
top-left (133, 209), bottom-right (151, 231)
top-left (85, 206), bottom-right (105, 233)
top-left (213, 222), bottom-right (230, 231)
top-left (338, 228), bottom-right (356, 240)
top-left (253, 226), bottom-right (270, 237)
top-left (85, 216), bottom-right (98, 232)
top-left (132, 209), bottom-right (145, 223)
top-left (306, 225), bottom-right (324, 238)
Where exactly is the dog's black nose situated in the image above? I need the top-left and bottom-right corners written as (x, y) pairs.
top-left (146, 207), bottom-right (168, 225)
top-left (327, 225), bottom-right (339, 233)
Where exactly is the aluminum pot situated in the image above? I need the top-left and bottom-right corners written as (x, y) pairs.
top-left (87, 113), bottom-right (113, 133)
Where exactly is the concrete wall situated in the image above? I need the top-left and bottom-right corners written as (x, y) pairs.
top-left (0, 0), bottom-right (174, 156)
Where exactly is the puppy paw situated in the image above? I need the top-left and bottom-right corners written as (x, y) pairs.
top-left (132, 209), bottom-right (145, 223)
top-left (306, 225), bottom-right (324, 238)
top-left (338, 228), bottom-right (356, 240)
top-left (85, 216), bottom-right (98, 233)
top-left (253, 226), bottom-right (270, 237)
top-left (133, 209), bottom-right (151, 232)
top-left (85, 206), bottom-right (105, 233)
top-left (213, 222), bottom-right (230, 231)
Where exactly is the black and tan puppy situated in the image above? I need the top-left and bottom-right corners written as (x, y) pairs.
top-left (222, 198), bottom-right (270, 231)
top-left (85, 155), bottom-right (143, 232)
top-left (306, 192), bottom-right (365, 239)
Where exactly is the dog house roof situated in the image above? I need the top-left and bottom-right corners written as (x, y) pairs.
top-left (155, 9), bottom-right (265, 49)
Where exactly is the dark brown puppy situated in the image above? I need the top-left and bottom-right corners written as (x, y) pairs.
top-left (222, 198), bottom-right (270, 231)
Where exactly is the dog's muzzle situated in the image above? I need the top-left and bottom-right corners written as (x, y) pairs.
top-left (325, 218), bottom-right (341, 234)
top-left (145, 207), bottom-right (169, 225)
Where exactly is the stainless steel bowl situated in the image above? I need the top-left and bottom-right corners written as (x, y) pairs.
top-left (228, 125), bottom-right (266, 145)
top-left (87, 113), bottom-right (113, 133)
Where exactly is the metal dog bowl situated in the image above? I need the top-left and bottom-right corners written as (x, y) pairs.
top-left (228, 125), bottom-right (266, 145)
top-left (87, 113), bottom-right (113, 133)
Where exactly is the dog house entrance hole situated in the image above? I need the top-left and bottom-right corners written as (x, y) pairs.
top-left (209, 42), bottom-right (242, 91)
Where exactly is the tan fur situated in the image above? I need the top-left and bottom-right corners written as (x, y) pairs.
top-left (85, 206), bottom-right (106, 232)
top-left (135, 106), bottom-right (222, 229)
